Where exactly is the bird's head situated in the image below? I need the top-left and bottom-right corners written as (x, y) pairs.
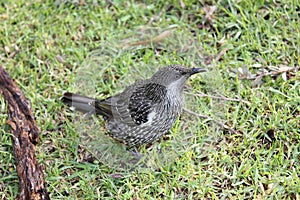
top-left (150, 65), bottom-right (206, 93)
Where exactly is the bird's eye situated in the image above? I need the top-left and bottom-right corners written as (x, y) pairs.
top-left (175, 73), bottom-right (181, 79)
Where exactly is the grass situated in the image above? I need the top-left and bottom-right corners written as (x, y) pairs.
top-left (0, 0), bottom-right (299, 199)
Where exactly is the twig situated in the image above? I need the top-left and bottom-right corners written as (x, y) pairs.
top-left (239, 65), bottom-right (300, 80)
top-left (205, 48), bottom-right (228, 65)
top-left (183, 108), bottom-right (238, 134)
top-left (128, 30), bottom-right (173, 46)
top-left (215, 48), bottom-right (228, 62)
top-left (185, 92), bottom-right (250, 105)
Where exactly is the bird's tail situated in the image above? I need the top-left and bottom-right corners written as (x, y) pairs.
top-left (61, 92), bottom-right (113, 119)
top-left (61, 92), bottom-right (97, 114)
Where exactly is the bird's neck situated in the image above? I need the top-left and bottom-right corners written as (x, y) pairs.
top-left (165, 89), bottom-right (184, 113)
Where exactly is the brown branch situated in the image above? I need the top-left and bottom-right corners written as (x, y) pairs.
top-left (0, 66), bottom-right (50, 200)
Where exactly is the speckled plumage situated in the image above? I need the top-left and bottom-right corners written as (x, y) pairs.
top-left (61, 65), bottom-right (206, 146)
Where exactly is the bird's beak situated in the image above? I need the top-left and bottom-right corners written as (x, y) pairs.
top-left (190, 68), bottom-right (207, 75)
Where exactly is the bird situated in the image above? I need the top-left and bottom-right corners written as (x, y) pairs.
top-left (61, 65), bottom-right (206, 147)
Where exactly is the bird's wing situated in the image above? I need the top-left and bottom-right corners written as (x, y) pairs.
top-left (127, 82), bottom-right (167, 125)
top-left (96, 82), bottom-right (167, 126)
top-left (93, 99), bottom-right (113, 119)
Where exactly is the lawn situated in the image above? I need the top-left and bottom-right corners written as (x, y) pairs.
top-left (0, 0), bottom-right (299, 199)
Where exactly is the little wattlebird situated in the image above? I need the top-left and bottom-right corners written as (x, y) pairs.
top-left (61, 65), bottom-right (206, 147)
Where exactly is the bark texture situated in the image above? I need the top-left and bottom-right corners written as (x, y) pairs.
top-left (0, 66), bottom-right (50, 200)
